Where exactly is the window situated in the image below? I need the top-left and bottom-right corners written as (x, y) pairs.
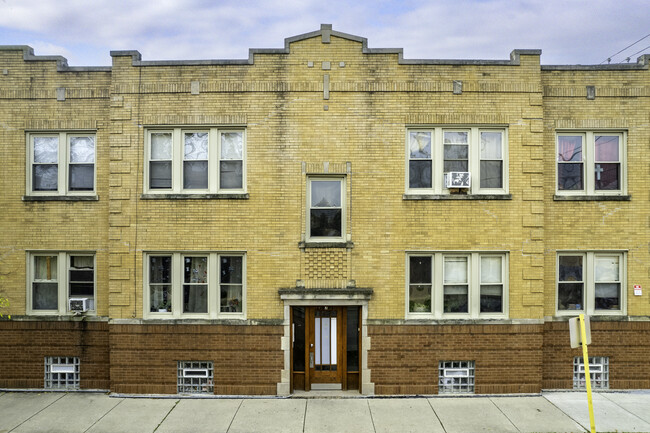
top-left (145, 128), bottom-right (245, 193)
top-left (406, 252), bottom-right (508, 319)
top-left (557, 252), bottom-right (625, 315)
top-left (406, 127), bottom-right (507, 194)
top-left (177, 361), bottom-right (214, 394)
top-left (307, 177), bottom-right (345, 241)
top-left (28, 253), bottom-right (95, 315)
top-left (439, 361), bottom-right (475, 394)
top-left (556, 132), bottom-right (625, 195)
top-left (27, 132), bottom-right (96, 195)
top-left (45, 356), bottom-right (80, 389)
top-left (145, 252), bottom-right (245, 318)
top-left (573, 356), bottom-right (609, 390)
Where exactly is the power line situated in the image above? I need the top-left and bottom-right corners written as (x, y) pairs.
top-left (600, 32), bottom-right (650, 64)
top-left (623, 44), bottom-right (650, 62)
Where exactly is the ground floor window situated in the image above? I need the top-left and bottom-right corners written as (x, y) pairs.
top-left (573, 356), bottom-right (609, 390)
top-left (177, 361), bottom-right (214, 394)
top-left (145, 252), bottom-right (245, 319)
top-left (438, 360), bottom-right (475, 394)
top-left (44, 356), bottom-right (80, 389)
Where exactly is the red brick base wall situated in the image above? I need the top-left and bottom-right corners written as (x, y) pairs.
top-left (0, 320), bottom-right (110, 390)
top-left (109, 323), bottom-right (283, 395)
top-left (543, 321), bottom-right (650, 389)
top-left (368, 324), bottom-right (544, 395)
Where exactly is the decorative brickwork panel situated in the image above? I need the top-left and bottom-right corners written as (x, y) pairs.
top-left (304, 249), bottom-right (348, 280)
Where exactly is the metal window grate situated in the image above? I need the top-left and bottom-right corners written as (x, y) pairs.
top-left (177, 361), bottom-right (213, 394)
top-left (44, 356), bottom-right (80, 389)
top-left (439, 360), bottom-right (475, 394)
top-left (573, 356), bottom-right (609, 390)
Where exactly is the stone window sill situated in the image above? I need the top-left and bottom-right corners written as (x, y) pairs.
top-left (298, 241), bottom-right (354, 249)
top-left (140, 193), bottom-right (249, 200)
top-left (553, 195), bottom-right (630, 201)
top-left (23, 195), bottom-right (99, 202)
top-left (403, 194), bottom-right (512, 200)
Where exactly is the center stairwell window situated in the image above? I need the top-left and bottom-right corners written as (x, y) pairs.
top-left (308, 178), bottom-right (344, 241)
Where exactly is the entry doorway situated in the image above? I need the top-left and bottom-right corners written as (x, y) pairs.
top-left (291, 306), bottom-right (361, 392)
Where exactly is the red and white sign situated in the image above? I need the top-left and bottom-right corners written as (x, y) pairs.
top-left (634, 285), bottom-right (642, 296)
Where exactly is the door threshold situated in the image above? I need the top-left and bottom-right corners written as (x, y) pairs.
top-left (310, 383), bottom-right (342, 390)
top-left (291, 389), bottom-right (362, 398)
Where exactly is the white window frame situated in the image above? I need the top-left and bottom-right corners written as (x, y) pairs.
top-left (144, 127), bottom-right (246, 194)
top-left (405, 252), bottom-right (509, 319)
top-left (555, 131), bottom-right (626, 196)
top-left (405, 127), bottom-right (508, 195)
top-left (143, 252), bottom-right (246, 319)
top-left (306, 176), bottom-right (346, 242)
top-left (556, 251), bottom-right (626, 316)
top-left (26, 132), bottom-right (97, 196)
top-left (26, 252), bottom-right (97, 316)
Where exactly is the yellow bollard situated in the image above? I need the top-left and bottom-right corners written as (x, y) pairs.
top-left (579, 314), bottom-right (596, 433)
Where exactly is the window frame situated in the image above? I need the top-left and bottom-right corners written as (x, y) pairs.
top-left (306, 176), bottom-right (346, 242)
top-left (26, 252), bottom-right (97, 316)
top-left (555, 131), bottom-right (626, 196)
top-left (26, 131), bottom-right (97, 196)
top-left (405, 251), bottom-right (509, 320)
top-left (143, 252), bottom-right (246, 319)
top-left (144, 127), bottom-right (246, 194)
top-left (556, 251), bottom-right (626, 316)
top-left (405, 126), bottom-right (508, 195)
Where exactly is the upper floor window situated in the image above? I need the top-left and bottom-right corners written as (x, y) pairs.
top-left (145, 252), bottom-right (245, 319)
top-left (145, 128), bottom-right (245, 194)
top-left (557, 251), bottom-right (625, 316)
top-left (406, 252), bottom-right (508, 319)
top-left (307, 177), bottom-right (345, 241)
top-left (406, 127), bottom-right (507, 195)
top-left (27, 252), bottom-right (96, 315)
top-left (27, 132), bottom-right (96, 195)
top-left (556, 132), bottom-right (625, 196)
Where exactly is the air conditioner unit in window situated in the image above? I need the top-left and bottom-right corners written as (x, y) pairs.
top-left (69, 298), bottom-right (89, 313)
top-left (445, 172), bottom-right (471, 188)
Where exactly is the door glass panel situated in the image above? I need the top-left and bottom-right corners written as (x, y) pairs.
top-left (331, 317), bottom-right (337, 367)
top-left (315, 316), bottom-right (320, 367)
top-left (293, 307), bottom-right (305, 371)
top-left (347, 307), bottom-right (359, 371)
top-left (321, 317), bottom-right (330, 369)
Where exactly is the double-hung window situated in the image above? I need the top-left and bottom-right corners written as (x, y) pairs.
top-left (145, 128), bottom-right (245, 194)
top-left (27, 252), bottom-right (96, 315)
top-left (406, 252), bottom-right (508, 319)
top-left (27, 132), bottom-right (96, 195)
top-left (556, 132), bottom-right (625, 196)
top-left (406, 127), bottom-right (507, 195)
top-left (145, 252), bottom-right (245, 319)
top-left (307, 177), bottom-right (345, 241)
top-left (557, 252), bottom-right (625, 315)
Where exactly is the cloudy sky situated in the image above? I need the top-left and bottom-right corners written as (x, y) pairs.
top-left (0, 0), bottom-right (648, 67)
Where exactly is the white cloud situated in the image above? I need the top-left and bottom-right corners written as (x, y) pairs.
top-left (0, 0), bottom-right (648, 65)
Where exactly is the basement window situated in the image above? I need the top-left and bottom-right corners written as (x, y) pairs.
top-left (44, 356), bottom-right (80, 389)
top-left (573, 356), bottom-right (609, 390)
top-left (177, 361), bottom-right (214, 394)
top-left (438, 360), bottom-right (475, 393)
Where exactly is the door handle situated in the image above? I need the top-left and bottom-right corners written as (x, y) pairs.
top-left (309, 352), bottom-right (314, 368)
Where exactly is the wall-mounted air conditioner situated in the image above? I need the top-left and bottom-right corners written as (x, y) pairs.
top-left (69, 298), bottom-right (89, 313)
top-left (445, 172), bottom-right (471, 188)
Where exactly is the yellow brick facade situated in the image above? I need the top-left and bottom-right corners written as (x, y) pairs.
top-left (1, 27), bottom-right (649, 322)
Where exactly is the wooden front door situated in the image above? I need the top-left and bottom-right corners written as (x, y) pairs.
top-left (290, 305), bottom-right (361, 392)
top-left (309, 306), bottom-right (343, 387)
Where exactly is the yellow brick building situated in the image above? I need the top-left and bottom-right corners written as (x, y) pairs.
top-left (1, 25), bottom-right (649, 395)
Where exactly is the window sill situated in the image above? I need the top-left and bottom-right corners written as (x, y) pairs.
top-left (553, 194), bottom-right (631, 201)
top-left (9, 314), bottom-right (106, 322)
top-left (403, 194), bottom-right (512, 200)
top-left (112, 318), bottom-right (282, 326)
top-left (22, 195), bottom-right (99, 202)
top-left (548, 314), bottom-right (632, 322)
top-left (369, 318), bottom-right (536, 325)
top-left (299, 241), bottom-right (354, 249)
top-left (140, 193), bottom-right (249, 200)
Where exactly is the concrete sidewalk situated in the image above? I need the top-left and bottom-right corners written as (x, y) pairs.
top-left (1, 390), bottom-right (649, 433)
